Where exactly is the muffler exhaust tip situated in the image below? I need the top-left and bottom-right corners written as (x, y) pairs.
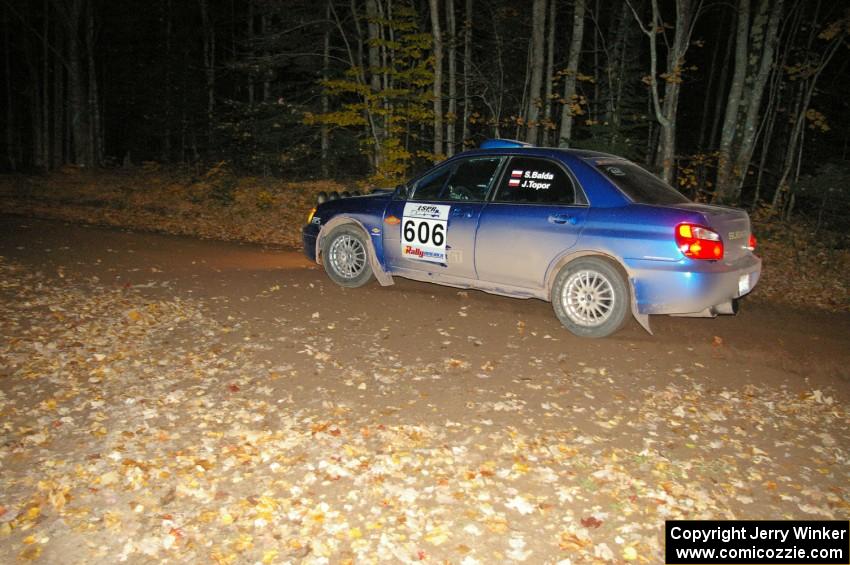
top-left (715, 299), bottom-right (739, 315)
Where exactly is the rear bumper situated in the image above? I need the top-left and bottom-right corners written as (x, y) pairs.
top-left (302, 224), bottom-right (319, 262)
top-left (626, 253), bottom-right (762, 315)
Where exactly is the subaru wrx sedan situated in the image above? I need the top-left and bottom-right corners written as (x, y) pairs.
top-left (303, 140), bottom-right (761, 337)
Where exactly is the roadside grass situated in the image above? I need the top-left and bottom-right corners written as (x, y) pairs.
top-left (0, 166), bottom-right (847, 312)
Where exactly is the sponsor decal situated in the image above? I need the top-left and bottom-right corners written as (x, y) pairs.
top-left (404, 246), bottom-right (446, 261)
top-left (509, 169), bottom-right (555, 190)
top-left (401, 203), bottom-right (450, 263)
top-left (404, 245), bottom-right (424, 258)
top-left (404, 204), bottom-right (446, 220)
top-left (370, 227), bottom-right (381, 235)
top-left (522, 180), bottom-right (551, 190)
top-left (384, 215), bottom-right (401, 225)
top-left (525, 170), bottom-right (554, 180)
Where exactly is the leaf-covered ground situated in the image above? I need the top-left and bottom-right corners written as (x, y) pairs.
top-left (1, 226), bottom-right (847, 564)
top-left (1, 167), bottom-right (848, 312)
top-left (0, 167), bottom-right (341, 249)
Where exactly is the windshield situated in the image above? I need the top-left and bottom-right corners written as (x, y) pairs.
top-left (597, 161), bottom-right (690, 205)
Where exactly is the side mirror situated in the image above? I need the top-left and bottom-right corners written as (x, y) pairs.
top-left (394, 183), bottom-right (408, 200)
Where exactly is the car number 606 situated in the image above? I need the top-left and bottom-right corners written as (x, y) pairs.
top-left (403, 220), bottom-right (444, 247)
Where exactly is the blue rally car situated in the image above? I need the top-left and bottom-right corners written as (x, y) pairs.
top-left (302, 140), bottom-right (761, 338)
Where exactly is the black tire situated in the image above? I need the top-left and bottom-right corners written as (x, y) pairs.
top-left (321, 225), bottom-right (374, 288)
top-left (551, 257), bottom-right (628, 338)
top-left (316, 191), bottom-right (328, 204)
top-left (341, 190), bottom-right (352, 198)
top-left (328, 191), bottom-right (340, 201)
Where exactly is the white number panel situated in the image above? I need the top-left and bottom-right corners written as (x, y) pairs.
top-left (401, 203), bottom-right (450, 263)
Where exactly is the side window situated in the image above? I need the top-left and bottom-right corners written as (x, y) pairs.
top-left (411, 166), bottom-right (451, 201)
top-left (444, 157), bottom-right (502, 201)
top-left (494, 157), bottom-right (576, 204)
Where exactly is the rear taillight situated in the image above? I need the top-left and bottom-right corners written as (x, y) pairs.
top-left (675, 223), bottom-right (724, 260)
top-left (747, 233), bottom-right (757, 251)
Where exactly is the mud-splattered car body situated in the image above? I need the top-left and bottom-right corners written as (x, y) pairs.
top-left (303, 142), bottom-right (761, 337)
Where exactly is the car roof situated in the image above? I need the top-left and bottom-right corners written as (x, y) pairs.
top-left (455, 146), bottom-right (625, 163)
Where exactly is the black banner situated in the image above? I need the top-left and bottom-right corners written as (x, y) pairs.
top-left (665, 520), bottom-right (849, 564)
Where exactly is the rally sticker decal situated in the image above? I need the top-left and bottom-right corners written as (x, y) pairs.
top-left (509, 169), bottom-right (553, 191)
top-left (401, 203), bottom-right (450, 263)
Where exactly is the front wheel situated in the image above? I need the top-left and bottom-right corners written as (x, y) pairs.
top-left (552, 257), bottom-right (628, 338)
top-left (321, 225), bottom-right (374, 288)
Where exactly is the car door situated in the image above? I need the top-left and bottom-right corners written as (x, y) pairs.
top-left (383, 156), bottom-right (504, 280)
top-left (474, 156), bottom-right (588, 290)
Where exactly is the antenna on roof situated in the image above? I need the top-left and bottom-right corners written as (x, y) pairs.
top-left (479, 138), bottom-right (534, 149)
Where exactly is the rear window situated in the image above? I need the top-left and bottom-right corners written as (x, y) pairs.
top-left (597, 161), bottom-right (690, 205)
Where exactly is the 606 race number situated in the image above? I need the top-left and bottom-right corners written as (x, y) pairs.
top-left (403, 219), bottom-right (445, 247)
top-left (400, 203), bottom-right (451, 263)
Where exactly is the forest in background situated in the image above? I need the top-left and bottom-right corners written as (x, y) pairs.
top-left (2, 0), bottom-right (849, 227)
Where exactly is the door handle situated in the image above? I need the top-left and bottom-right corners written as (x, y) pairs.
top-left (548, 214), bottom-right (576, 225)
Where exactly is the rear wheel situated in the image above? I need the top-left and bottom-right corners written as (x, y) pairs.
top-left (322, 225), bottom-right (374, 288)
top-left (552, 257), bottom-right (628, 338)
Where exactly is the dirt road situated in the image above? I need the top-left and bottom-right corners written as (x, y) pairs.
top-left (1, 216), bottom-right (848, 564)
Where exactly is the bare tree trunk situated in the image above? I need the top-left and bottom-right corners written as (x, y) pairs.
top-left (23, 3), bottom-right (45, 170)
top-left (365, 0), bottom-right (381, 92)
top-left (3, 5), bottom-right (17, 171)
top-left (331, 0), bottom-right (383, 170)
top-left (350, 0), bottom-right (364, 73)
top-left (461, 0), bottom-right (472, 145)
top-left (321, 0), bottom-right (330, 176)
top-left (86, 0), bottom-right (101, 165)
top-left (375, 0), bottom-right (388, 93)
top-left (541, 0), bottom-right (556, 146)
top-left (162, 0), bottom-right (172, 161)
top-left (42, 0), bottom-right (50, 167)
top-left (771, 25), bottom-right (844, 212)
top-left (755, 2), bottom-right (801, 204)
top-left (429, 0), bottom-right (443, 157)
top-left (490, 11), bottom-right (504, 138)
top-left (364, 0), bottom-right (384, 164)
top-left (446, 0), bottom-right (457, 156)
top-left (697, 7), bottom-right (728, 151)
top-left (605, 0), bottom-right (628, 140)
top-left (385, 0), bottom-right (395, 93)
top-left (63, 0), bottom-right (86, 168)
top-left (731, 0), bottom-right (783, 197)
top-left (517, 38), bottom-right (530, 140)
top-left (52, 18), bottom-right (63, 168)
top-left (715, 0), bottom-right (750, 200)
top-left (558, 0), bottom-right (586, 147)
top-left (260, 13), bottom-right (270, 101)
top-left (179, 48), bottom-right (187, 163)
top-left (707, 11), bottom-right (734, 150)
top-left (525, 0), bottom-right (546, 144)
top-left (246, 1), bottom-right (253, 105)
top-left (199, 0), bottom-right (215, 145)
top-left (591, 0), bottom-right (600, 121)
top-left (629, 0), bottom-right (698, 184)
top-left (715, 0), bottom-right (786, 203)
